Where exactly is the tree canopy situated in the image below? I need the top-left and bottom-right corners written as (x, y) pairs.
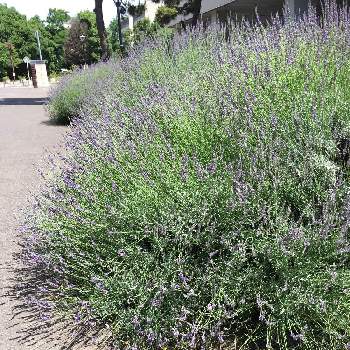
top-left (0, 4), bottom-right (34, 78)
top-left (0, 1), bottom-right (178, 80)
top-left (0, 4), bottom-right (72, 79)
top-left (64, 10), bottom-right (105, 67)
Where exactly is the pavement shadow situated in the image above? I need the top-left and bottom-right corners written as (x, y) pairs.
top-left (5, 253), bottom-right (106, 350)
top-left (0, 98), bottom-right (47, 106)
top-left (41, 119), bottom-right (69, 127)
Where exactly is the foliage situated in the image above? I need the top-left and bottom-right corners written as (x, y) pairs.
top-left (64, 19), bottom-right (90, 66)
top-left (109, 17), bottom-right (165, 56)
top-left (153, 0), bottom-right (202, 26)
top-left (0, 4), bottom-right (70, 78)
top-left (23, 2), bottom-right (350, 349)
top-left (64, 11), bottom-right (101, 67)
top-left (128, 3), bottom-right (146, 17)
top-left (47, 63), bottom-right (112, 124)
top-left (0, 4), bottom-right (33, 78)
top-left (45, 8), bottom-right (71, 73)
top-left (28, 16), bottom-right (63, 74)
top-left (126, 19), bottom-right (161, 46)
top-left (155, 5), bottom-right (178, 26)
top-left (108, 18), bottom-right (130, 53)
top-left (78, 10), bottom-right (102, 64)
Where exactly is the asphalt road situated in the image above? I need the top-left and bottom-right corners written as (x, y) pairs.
top-left (0, 87), bottom-right (67, 349)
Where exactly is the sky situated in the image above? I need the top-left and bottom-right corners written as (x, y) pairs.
top-left (1, 0), bottom-right (121, 25)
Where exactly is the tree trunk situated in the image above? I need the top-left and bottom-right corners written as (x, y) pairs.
top-left (191, 0), bottom-right (202, 26)
top-left (94, 0), bottom-right (110, 61)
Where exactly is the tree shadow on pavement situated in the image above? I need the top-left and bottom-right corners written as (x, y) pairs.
top-left (0, 98), bottom-right (47, 106)
top-left (5, 255), bottom-right (108, 350)
top-left (40, 119), bottom-right (69, 127)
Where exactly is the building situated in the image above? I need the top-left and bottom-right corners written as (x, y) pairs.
top-left (168, 0), bottom-right (320, 28)
top-left (125, 0), bottom-right (335, 31)
top-left (123, 0), bottom-right (163, 31)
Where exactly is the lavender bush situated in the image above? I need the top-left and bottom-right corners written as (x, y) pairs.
top-left (24, 2), bottom-right (350, 349)
top-left (47, 63), bottom-right (113, 124)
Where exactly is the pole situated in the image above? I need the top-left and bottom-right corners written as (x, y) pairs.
top-left (116, 1), bottom-right (124, 51)
top-left (82, 40), bottom-right (86, 69)
top-left (80, 34), bottom-right (87, 69)
top-left (10, 53), bottom-right (15, 81)
top-left (26, 62), bottom-right (30, 81)
top-left (35, 31), bottom-right (43, 60)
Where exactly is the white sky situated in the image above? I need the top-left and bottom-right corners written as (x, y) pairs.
top-left (1, 0), bottom-right (120, 25)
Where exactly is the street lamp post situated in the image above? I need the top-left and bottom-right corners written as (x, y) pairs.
top-left (23, 56), bottom-right (31, 84)
top-left (79, 34), bottom-right (87, 69)
top-left (113, 0), bottom-right (126, 52)
top-left (35, 30), bottom-right (43, 61)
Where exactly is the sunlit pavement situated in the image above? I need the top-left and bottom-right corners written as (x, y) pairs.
top-left (0, 87), bottom-right (66, 350)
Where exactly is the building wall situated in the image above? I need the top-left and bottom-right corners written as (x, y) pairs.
top-left (145, 0), bottom-right (163, 22)
top-left (127, 0), bottom-right (163, 30)
top-left (201, 0), bottom-right (235, 14)
top-left (215, 0), bottom-right (285, 23)
top-left (285, 0), bottom-right (309, 15)
top-left (294, 0), bottom-right (309, 14)
top-left (167, 0), bottom-right (191, 27)
top-left (170, 0), bottom-right (287, 27)
top-left (200, 0), bottom-right (311, 18)
top-left (128, 0), bottom-right (315, 31)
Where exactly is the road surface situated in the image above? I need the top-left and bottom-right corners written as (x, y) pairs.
top-left (0, 87), bottom-right (67, 349)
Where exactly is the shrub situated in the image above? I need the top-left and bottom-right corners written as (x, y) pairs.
top-left (22, 2), bottom-right (350, 349)
top-left (47, 63), bottom-right (112, 124)
top-left (155, 5), bottom-right (178, 25)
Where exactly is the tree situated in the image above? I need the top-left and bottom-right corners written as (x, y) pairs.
top-left (155, 5), bottom-right (178, 26)
top-left (94, 0), bottom-right (110, 61)
top-left (108, 18), bottom-right (127, 53)
top-left (0, 4), bottom-right (33, 78)
top-left (4, 42), bottom-right (15, 79)
top-left (131, 18), bottom-right (161, 43)
top-left (28, 16), bottom-right (53, 68)
top-left (64, 19), bottom-right (89, 66)
top-left (64, 11), bottom-right (101, 67)
top-left (45, 9), bottom-right (70, 72)
top-left (153, 0), bottom-right (202, 27)
top-left (46, 8), bottom-right (70, 33)
top-left (78, 10), bottom-right (101, 63)
top-left (0, 4), bottom-right (71, 78)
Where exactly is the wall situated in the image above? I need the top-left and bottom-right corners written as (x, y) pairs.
top-left (169, 0), bottom-right (287, 27)
top-left (145, 0), bottom-right (163, 22)
top-left (285, 0), bottom-right (309, 16)
top-left (201, 0), bottom-right (235, 13)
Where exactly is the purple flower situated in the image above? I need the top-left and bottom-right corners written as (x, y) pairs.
top-left (207, 160), bottom-right (217, 175)
top-left (290, 331), bottom-right (304, 342)
top-left (147, 331), bottom-right (155, 344)
top-left (218, 332), bottom-right (224, 343)
top-left (74, 312), bottom-right (82, 323)
top-left (173, 328), bottom-right (180, 337)
top-left (118, 249), bottom-right (126, 257)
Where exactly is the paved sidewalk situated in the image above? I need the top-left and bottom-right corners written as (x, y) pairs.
top-left (0, 87), bottom-right (66, 349)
